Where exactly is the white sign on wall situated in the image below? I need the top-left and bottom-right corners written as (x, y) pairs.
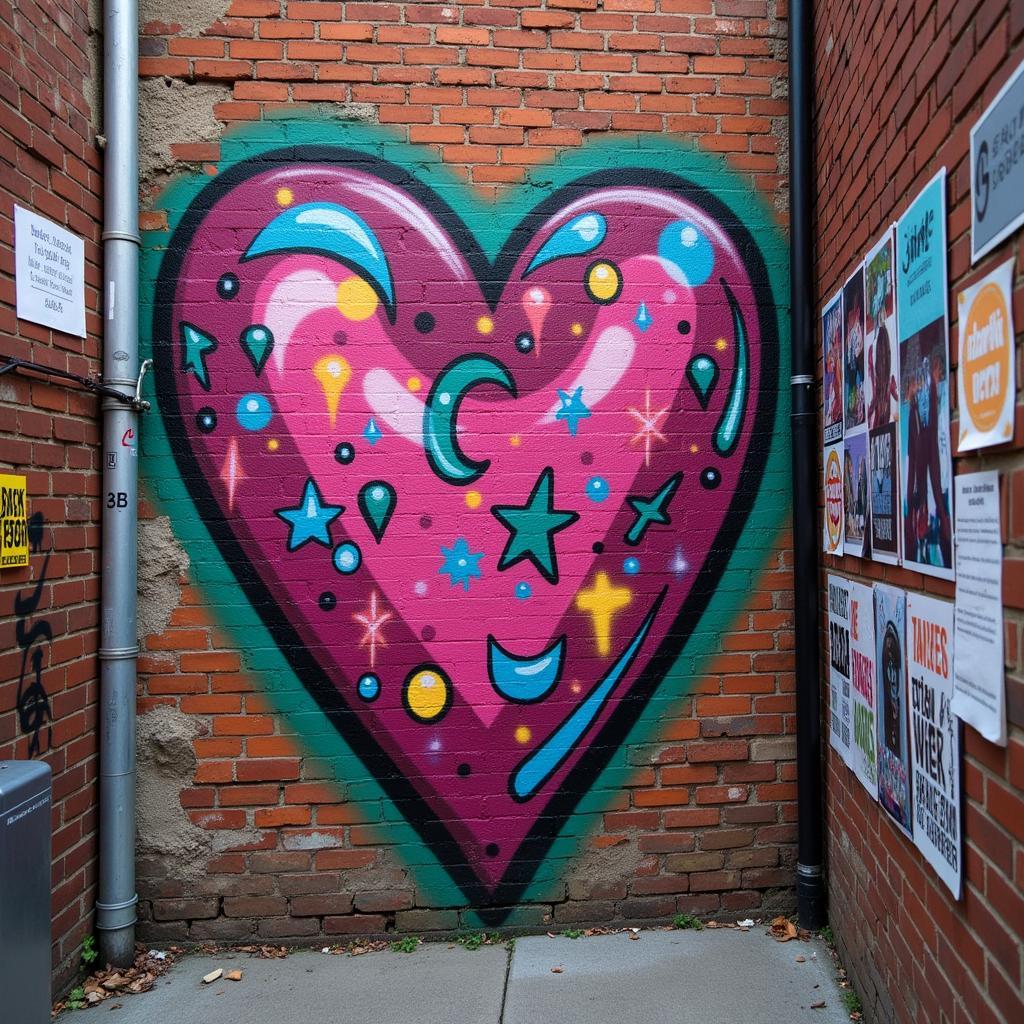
top-left (14, 205), bottom-right (86, 337)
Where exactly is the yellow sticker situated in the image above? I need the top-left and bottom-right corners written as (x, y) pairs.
top-left (0, 474), bottom-right (29, 568)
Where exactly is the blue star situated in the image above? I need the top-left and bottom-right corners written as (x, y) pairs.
top-left (439, 537), bottom-right (484, 591)
top-left (555, 386), bottom-right (591, 437)
top-left (275, 478), bottom-right (343, 551)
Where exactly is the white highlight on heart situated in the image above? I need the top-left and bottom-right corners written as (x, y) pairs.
top-left (363, 367), bottom-right (426, 446)
top-left (541, 324), bottom-right (635, 424)
top-left (260, 268), bottom-right (337, 373)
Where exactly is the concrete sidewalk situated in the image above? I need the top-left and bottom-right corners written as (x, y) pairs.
top-left (86, 929), bottom-right (849, 1024)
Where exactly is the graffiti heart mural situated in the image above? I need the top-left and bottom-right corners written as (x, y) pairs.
top-left (146, 125), bottom-right (786, 916)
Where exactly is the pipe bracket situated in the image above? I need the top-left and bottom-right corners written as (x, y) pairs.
top-left (102, 230), bottom-right (142, 246)
top-left (98, 645), bottom-right (140, 661)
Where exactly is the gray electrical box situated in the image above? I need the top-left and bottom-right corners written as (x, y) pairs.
top-left (0, 760), bottom-right (52, 1024)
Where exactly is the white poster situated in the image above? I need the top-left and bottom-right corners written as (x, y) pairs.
top-left (956, 259), bottom-right (1016, 451)
top-left (849, 580), bottom-right (878, 799)
top-left (907, 593), bottom-right (961, 899)
top-left (14, 205), bottom-right (86, 337)
top-left (952, 471), bottom-right (1006, 745)
top-left (823, 441), bottom-right (844, 554)
top-left (827, 575), bottom-right (854, 767)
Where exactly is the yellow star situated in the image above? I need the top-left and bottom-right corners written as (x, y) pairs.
top-left (575, 571), bottom-right (632, 657)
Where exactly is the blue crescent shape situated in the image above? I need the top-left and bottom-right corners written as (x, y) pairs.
top-left (524, 212), bottom-right (607, 278)
top-left (423, 354), bottom-right (517, 485)
top-left (242, 202), bottom-right (396, 320)
top-left (487, 634), bottom-right (566, 704)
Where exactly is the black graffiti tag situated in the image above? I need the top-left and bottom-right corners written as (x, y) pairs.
top-left (14, 513), bottom-right (53, 757)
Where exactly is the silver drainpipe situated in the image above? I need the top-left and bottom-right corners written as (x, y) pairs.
top-left (96, 0), bottom-right (141, 967)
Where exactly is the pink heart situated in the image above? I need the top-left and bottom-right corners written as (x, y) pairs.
top-left (154, 152), bottom-right (775, 906)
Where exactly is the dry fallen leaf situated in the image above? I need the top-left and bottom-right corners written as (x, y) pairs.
top-left (551, 967), bottom-right (563, 974)
top-left (769, 916), bottom-right (798, 942)
top-left (226, 970), bottom-right (243, 982)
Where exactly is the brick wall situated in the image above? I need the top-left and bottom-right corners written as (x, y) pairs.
top-left (0, 0), bottom-right (103, 995)
top-left (815, 2), bottom-right (1024, 1022)
top-left (134, 0), bottom-right (796, 944)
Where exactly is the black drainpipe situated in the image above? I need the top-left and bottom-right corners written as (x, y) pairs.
top-left (789, 0), bottom-right (826, 929)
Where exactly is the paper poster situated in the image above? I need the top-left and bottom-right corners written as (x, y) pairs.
top-left (897, 170), bottom-right (954, 580)
top-left (843, 427), bottom-right (869, 558)
top-left (827, 575), bottom-right (854, 767)
top-left (849, 580), bottom-right (878, 799)
top-left (0, 474), bottom-right (29, 568)
top-left (823, 441), bottom-right (844, 555)
top-left (907, 592), bottom-right (961, 899)
top-left (956, 259), bottom-right (1016, 451)
top-left (869, 423), bottom-right (900, 564)
top-left (952, 471), bottom-right (1006, 745)
top-left (866, 228), bottom-right (900, 430)
top-left (844, 266), bottom-right (866, 432)
top-left (875, 583), bottom-right (913, 837)
top-left (822, 290), bottom-right (844, 446)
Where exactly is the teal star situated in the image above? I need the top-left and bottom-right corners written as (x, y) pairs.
top-left (180, 322), bottom-right (217, 390)
top-left (275, 478), bottom-right (343, 551)
top-left (492, 467), bottom-right (579, 584)
top-left (624, 472), bottom-right (682, 546)
top-left (555, 386), bottom-right (591, 437)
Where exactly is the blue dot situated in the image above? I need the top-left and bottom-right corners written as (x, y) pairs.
top-left (236, 392), bottom-right (272, 431)
top-left (515, 582), bottom-right (532, 600)
top-left (357, 674), bottom-right (380, 702)
top-left (586, 476), bottom-right (609, 503)
top-left (333, 542), bottom-right (362, 575)
top-left (658, 220), bottom-right (714, 287)
top-left (623, 557), bottom-right (640, 575)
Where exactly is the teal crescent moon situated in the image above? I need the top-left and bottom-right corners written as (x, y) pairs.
top-left (423, 354), bottom-right (517, 485)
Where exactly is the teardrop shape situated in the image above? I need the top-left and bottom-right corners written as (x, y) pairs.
top-left (686, 355), bottom-right (719, 411)
top-left (358, 480), bottom-right (397, 543)
top-left (240, 324), bottom-right (274, 376)
top-left (524, 212), bottom-right (606, 277)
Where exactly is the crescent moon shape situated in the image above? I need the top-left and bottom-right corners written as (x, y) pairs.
top-left (487, 634), bottom-right (566, 704)
top-left (713, 278), bottom-right (749, 457)
top-left (423, 354), bottom-right (517, 485)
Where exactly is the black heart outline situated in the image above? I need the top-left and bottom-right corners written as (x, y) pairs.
top-left (153, 145), bottom-right (780, 920)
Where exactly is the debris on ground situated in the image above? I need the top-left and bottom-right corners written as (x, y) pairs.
top-left (796, 955), bottom-right (807, 963)
top-left (225, 969), bottom-right (243, 982)
top-left (202, 968), bottom-right (223, 984)
top-left (736, 918), bottom-right (755, 929)
top-left (811, 1000), bottom-right (827, 1009)
top-left (51, 945), bottom-right (180, 1016)
top-left (769, 916), bottom-right (799, 942)
top-left (237, 944), bottom-right (290, 960)
top-left (550, 966), bottom-right (563, 973)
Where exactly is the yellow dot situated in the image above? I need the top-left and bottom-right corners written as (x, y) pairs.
top-left (514, 725), bottom-right (532, 744)
top-left (585, 261), bottom-right (621, 303)
top-left (404, 668), bottom-right (451, 723)
top-left (689, 444), bottom-right (699, 454)
top-left (407, 376), bottom-right (422, 393)
top-left (465, 490), bottom-right (482, 509)
top-left (275, 187), bottom-right (294, 207)
top-left (337, 276), bottom-right (379, 322)
top-left (476, 315), bottom-right (494, 335)
top-left (267, 438), bottom-right (280, 452)
top-left (509, 435), bottom-right (521, 447)
top-left (715, 338), bottom-right (728, 352)
top-left (570, 680), bottom-right (582, 695)
top-left (571, 323), bottom-right (584, 336)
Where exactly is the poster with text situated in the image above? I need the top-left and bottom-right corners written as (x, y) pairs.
top-left (823, 441), bottom-right (844, 554)
top-left (869, 422), bottom-right (901, 564)
top-left (956, 259), bottom-right (1016, 451)
top-left (866, 228), bottom-right (900, 431)
top-left (827, 575), bottom-right (854, 767)
top-left (875, 583), bottom-right (913, 837)
top-left (907, 592), bottom-right (961, 898)
top-left (844, 427), bottom-right (869, 558)
top-left (897, 169), bottom-right (954, 580)
top-left (844, 265), bottom-right (866, 432)
top-left (823, 289), bottom-right (845, 446)
top-left (849, 580), bottom-right (878, 799)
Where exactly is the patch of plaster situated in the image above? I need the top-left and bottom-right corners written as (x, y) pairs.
top-left (84, 0), bottom-right (103, 135)
top-left (564, 838), bottom-right (643, 901)
top-left (139, 0), bottom-right (227, 36)
top-left (137, 515), bottom-right (189, 642)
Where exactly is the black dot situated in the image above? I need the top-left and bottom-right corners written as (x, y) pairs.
top-left (414, 312), bottom-right (435, 334)
top-left (581, 451), bottom-right (594, 466)
top-left (217, 273), bottom-right (239, 300)
top-left (318, 591), bottom-right (337, 611)
top-left (420, 515), bottom-right (432, 529)
top-left (515, 332), bottom-right (534, 354)
top-left (677, 320), bottom-right (691, 335)
top-left (457, 763), bottom-right (471, 777)
top-left (700, 467), bottom-right (721, 489)
top-left (421, 625), bottom-right (436, 641)
top-left (334, 330), bottom-right (347, 346)
top-left (592, 541), bottom-right (604, 554)
top-left (485, 843), bottom-right (499, 857)
top-left (197, 407), bottom-right (217, 433)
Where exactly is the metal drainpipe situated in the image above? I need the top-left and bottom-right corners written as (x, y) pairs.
top-left (96, 0), bottom-right (140, 967)
top-left (789, 0), bottom-right (827, 930)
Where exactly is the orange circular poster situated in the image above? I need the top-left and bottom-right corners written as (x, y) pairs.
top-left (825, 446), bottom-right (843, 551)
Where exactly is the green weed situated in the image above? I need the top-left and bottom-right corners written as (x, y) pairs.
top-left (672, 914), bottom-right (703, 931)
top-left (390, 936), bottom-right (420, 953)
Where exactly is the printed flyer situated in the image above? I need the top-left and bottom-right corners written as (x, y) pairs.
top-left (869, 422), bottom-right (901, 564)
top-left (866, 228), bottom-right (900, 430)
top-left (956, 259), bottom-right (1016, 451)
top-left (907, 592), bottom-right (961, 899)
top-left (844, 265), bottom-right (867, 432)
top-left (875, 583), bottom-right (913, 837)
top-left (843, 427), bottom-right (869, 558)
top-left (897, 169), bottom-right (954, 580)
top-left (849, 580), bottom-right (878, 799)
top-left (822, 289), bottom-right (845, 446)
top-left (823, 441), bottom-right (844, 555)
top-left (827, 575), bottom-right (854, 767)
